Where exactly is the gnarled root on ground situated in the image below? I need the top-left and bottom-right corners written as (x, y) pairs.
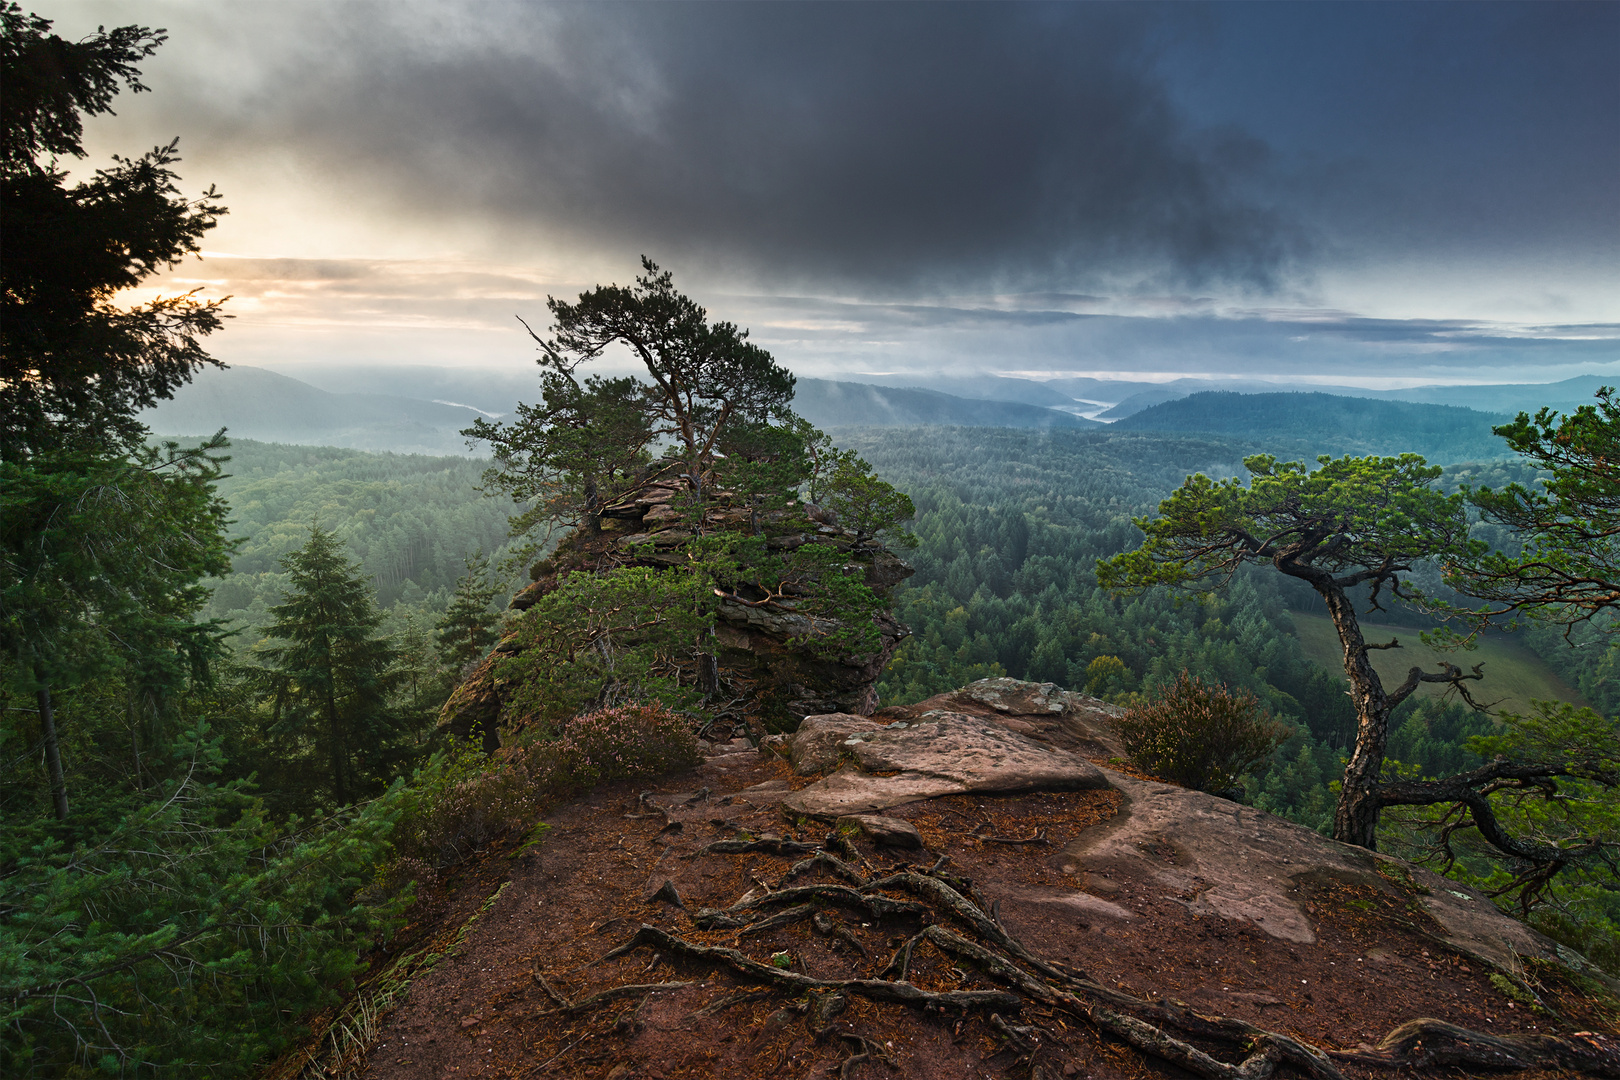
top-left (569, 845), bottom-right (1618, 1078)
top-left (1330, 1018), bottom-right (1619, 1076)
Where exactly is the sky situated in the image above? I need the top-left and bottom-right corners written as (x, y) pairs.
top-left (35, 0), bottom-right (1620, 389)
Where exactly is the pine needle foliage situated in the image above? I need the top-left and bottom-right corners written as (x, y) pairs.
top-left (436, 550), bottom-right (503, 672)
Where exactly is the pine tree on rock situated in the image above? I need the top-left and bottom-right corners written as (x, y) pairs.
top-left (256, 525), bottom-right (407, 808)
top-left (437, 551), bottom-right (503, 673)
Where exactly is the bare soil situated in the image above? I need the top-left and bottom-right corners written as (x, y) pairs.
top-left (287, 744), bottom-right (1619, 1080)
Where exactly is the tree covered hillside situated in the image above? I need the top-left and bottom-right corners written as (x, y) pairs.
top-left (185, 439), bottom-right (523, 634)
top-left (1115, 391), bottom-right (1513, 461)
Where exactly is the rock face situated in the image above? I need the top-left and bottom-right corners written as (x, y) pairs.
top-left (438, 482), bottom-right (912, 744)
top-left (782, 710), bottom-right (1109, 817)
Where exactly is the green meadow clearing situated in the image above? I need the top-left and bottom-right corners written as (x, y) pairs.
top-left (1289, 612), bottom-right (1587, 718)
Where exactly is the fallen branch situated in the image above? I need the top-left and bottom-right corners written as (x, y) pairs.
top-left (531, 970), bottom-right (570, 1009)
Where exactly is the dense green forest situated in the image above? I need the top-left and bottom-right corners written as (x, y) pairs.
top-left (848, 427), bottom-right (1609, 812)
top-left (180, 438), bottom-right (524, 637)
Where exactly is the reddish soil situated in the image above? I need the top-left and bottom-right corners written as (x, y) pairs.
top-left (267, 742), bottom-right (1620, 1080)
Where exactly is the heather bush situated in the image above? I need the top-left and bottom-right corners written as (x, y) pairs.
top-left (548, 703), bottom-right (703, 786)
top-left (388, 741), bottom-right (547, 872)
top-left (1116, 671), bottom-right (1287, 793)
top-left (383, 704), bottom-right (700, 884)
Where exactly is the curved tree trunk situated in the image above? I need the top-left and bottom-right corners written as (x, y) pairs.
top-left (1315, 583), bottom-right (1395, 849)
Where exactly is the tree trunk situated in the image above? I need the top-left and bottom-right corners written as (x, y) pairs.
top-left (583, 476), bottom-right (601, 538)
top-left (36, 677), bottom-right (69, 822)
top-left (1318, 583), bottom-right (1394, 849)
top-left (327, 683), bottom-right (348, 806)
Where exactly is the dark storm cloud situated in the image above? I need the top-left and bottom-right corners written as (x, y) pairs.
top-left (179, 2), bottom-right (1306, 293)
top-left (1171, 1), bottom-right (1620, 265)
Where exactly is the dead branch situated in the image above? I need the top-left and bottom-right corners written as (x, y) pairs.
top-left (531, 970), bottom-right (570, 1009)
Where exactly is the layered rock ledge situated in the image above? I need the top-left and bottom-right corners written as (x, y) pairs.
top-left (438, 482), bottom-right (913, 746)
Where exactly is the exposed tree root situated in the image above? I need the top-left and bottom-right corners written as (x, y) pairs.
top-left (784, 850), bottom-right (872, 887)
top-left (687, 836), bottom-right (822, 858)
top-left (590, 836), bottom-right (1619, 1078)
top-left (736, 902), bottom-right (817, 937)
top-left (1330, 1018), bottom-right (1620, 1076)
top-left (602, 924), bottom-right (1024, 1013)
top-left (693, 883), bottom-right (928, 930)
top-left (830, 1031), bottom-right (895, 1077)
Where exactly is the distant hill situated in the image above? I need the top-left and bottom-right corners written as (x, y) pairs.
top-left (1072, 374), bottom-right (1613, 420)
top-left (793, 379), bottom-right (1098, 429)
top-left (145, 366), bottom-right (1098, 454)
top-left (1113, 391), bottom-right (1513, 462)
top-left (143, 365), bottom-right (488, 455)
top-left (1371, 375), bottom-right (1612, 414)
top-left (839, 373), bottom-right (1081, 408)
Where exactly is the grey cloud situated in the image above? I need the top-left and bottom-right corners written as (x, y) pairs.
top-left (169, 2), bottom-right (1307, 294)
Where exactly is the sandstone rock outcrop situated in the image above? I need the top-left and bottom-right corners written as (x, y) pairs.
top-left (438, 480), bottom-right (912, 744)
top-left (782, 709), bottom-right (1109, 817)
top-left (383, 678), bottom-right (1620, 1079)
top-left (875, 676), bottom-right (1126, 756)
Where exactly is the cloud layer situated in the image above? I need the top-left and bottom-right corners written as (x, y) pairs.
top-left (89, 2), bottom-right (1313, 294)
top-left (38, 1), bottom-right (1618, 381)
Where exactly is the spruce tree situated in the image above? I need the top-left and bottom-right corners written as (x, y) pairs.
top-left (256, 525), bottom-right (406, 807)
top-left (437, 551), bottom-right (503, 672)
top-left (392, 609), bottom-right (445, 721)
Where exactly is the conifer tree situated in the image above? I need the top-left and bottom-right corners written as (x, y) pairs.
top-left (392, 608), bottom-right (446, 723)
top-left (256, 525), bottom-right (407, 807)
top-left (437, 551), bottom-right (504, 672)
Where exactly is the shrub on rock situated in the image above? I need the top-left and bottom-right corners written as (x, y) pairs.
top-left (1116, 671), bottom-right (1286, 793)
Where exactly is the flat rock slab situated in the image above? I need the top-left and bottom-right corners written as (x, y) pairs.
top-left (872, 677), bottom-right (1127, 757)
top-left (783, 711), bottom-right (1108, 817)
top-left (789, 713), bottom-right (885, 775)
top-left (1063, 768), bottom-right (1568, 971)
